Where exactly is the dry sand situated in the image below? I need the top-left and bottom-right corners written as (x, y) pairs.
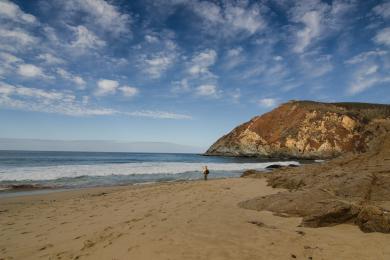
top-left (1, 177), bottom-right (390, 260)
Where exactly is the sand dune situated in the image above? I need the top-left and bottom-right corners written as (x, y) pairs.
top-left (1, 177), bottom-right (390, 259)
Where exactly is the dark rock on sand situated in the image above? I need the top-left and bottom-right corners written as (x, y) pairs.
top-left (265, 164), bottom-right (284, 169)
top-left (242, 164), bottom-right (300, 178)
top-left (241, 170), bottom-right (261, 178)
top-left (0, 184), bottom-right (53, 192)
top-left (356, 205), bottom-right (390, 233)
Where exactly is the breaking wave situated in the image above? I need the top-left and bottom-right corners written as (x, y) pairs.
top-left (0, 161), bottom-right (299, 181)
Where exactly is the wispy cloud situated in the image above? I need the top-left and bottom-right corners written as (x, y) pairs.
top-left (190, 1), bottom-right (266, 38)
top-left (56, 68), bottom-right (86, 89)
top-left (187, 49), bottom-right (217, 78)
top-left (345, 50), bottom-right (388, 64)
top-left (348, 65), bottom-right (390, 95)
top-left (119, 86), bottom-right (138, 97)
top-left (0, 27), bottom-right (38, 47)
top-left (70, 25), bottom-right (106, 51)
top-left (257, 98), bottom-right (278, 108)
top-left (373, 2), bottom-right (390, 19)
top-left (37, 53), bottom-right (66, 65)
top-left (95, 79), bottom-right (119, 96)
top-left (0, 82), bottom-right (190, 119)
top-left (195, 84), bottom-right (219, 98)
top-left (17, 64), bottom-right (50, 79)
top-left (124, 110), bottom-right (191, 120)
top-left (95, 79), bottom-right (140, 98)
top-left (293, 11), bottom-right (322, 53)
top-left (0, 0), bottom-right (37, 24)
top-left (137, 33), bottom-right (178, 79)
top-left (61, 0), bottom-right (132, 36)
top-left (289, 0), bottom-right (356, 54)
top-left (374, 27), bottom-right (390, 46)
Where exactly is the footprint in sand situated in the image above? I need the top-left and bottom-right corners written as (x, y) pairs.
top-left (81, 240), bottom-right (96, 250)
top-left (39, 244), bottom-right (53, 251)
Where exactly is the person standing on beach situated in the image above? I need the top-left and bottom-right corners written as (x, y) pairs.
top-left (203, 166), bottom-right (209, 181)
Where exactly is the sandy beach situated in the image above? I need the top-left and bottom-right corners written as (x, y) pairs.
top-left (1, 177), bottom-right (390, 260)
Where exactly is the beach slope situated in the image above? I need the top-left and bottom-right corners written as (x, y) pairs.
top-left (1, 177), bottom-right (390, 259)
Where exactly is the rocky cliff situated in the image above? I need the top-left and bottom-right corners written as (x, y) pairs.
top-left (239, 120), bottom-right (390, 233)
top-left (206, 101), bottom-right (390, 159)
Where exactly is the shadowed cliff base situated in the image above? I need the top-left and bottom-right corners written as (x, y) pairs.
top-left (239, 120), bottom-right (390, 233)
top-left (206, 100), bottom-right (390, 159)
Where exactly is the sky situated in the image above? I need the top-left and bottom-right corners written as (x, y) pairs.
top-left (0, 0), bottom-right (389, 150)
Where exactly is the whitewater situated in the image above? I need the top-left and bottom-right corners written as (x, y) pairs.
top-left (0, 161), bottom-right (300, 181)
top-left (0, 151), bottom-right (303, 188)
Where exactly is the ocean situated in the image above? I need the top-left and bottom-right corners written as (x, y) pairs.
top-left (0, 150), bottom-right (301, 190)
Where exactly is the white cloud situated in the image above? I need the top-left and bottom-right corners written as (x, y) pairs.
top-left (191, 1), bottom-right (265, 37)
top-left (73, 76), bottom-right (86, 86)
top-left (300, 53), bottom-right (333, 78)
top-left (0, 52), bottom-right (21, 77)
top-left (348, 65), bottom-right (390, 95)
top-left (143, 54), bottom-right (175, 78)
top-left (145, 35), bottom-right (159, 43)
top-left (0, 52), bottom-right (23, 75)
top-left (273, 56), bottom-right (283, 61)
top-left (37, 53), bottom-right (65, 65)
top-left (0, 28), bottom-right (38, 46)
top-left (0, 82), bottom-right (116, 116)
top-left (17, 64), bottom-right (47, 78)
top-left (95, 79), bottom-right (119, 96)
top-left (289, 0), bottom-right (354, 54)
top-left (224, 47), bottom-right (245, 69)
top-left (227, 47), bottom-right (243, 58)
top-left (187, 49), bottom-right (217, 77)
top-left (345, 50), bottom-right (388, 64)
top-left (138, 36), bottom-right (178, 78)
top-left (229, 88), bottom-right (241, 103)
top-left (0, 52), bottom-right (22, 64)
top-left (0, 82), bottom-right (190, 119)
top-left (63, 0), bottom-right (132, 36)
top-left (257, 98), bottom-right (278, 108)
top-left (224, 3), bottom-right (265, 34)
top-left (349, 76), bottom-right (390, 95)
top-left (0, 0), bottom-right (37, 24)
top-left (56, 68), bottom-right (86, 89)
top-left (374, 27), bottom-right (390, 46)
top-left (124, 110), bottom-right (191, 120)
top-left (171, 78), bottom-right (190, 93)
top-left (293, 11), bottom-right (321, 53)
top-left (195, 84), bottom-right (218, 97)
top-left (119, 86), bottom-right (139, 97)
top-left (373, 2), bottom-right (390, 19)
top-left (70, 25), bottom-right (106, 50)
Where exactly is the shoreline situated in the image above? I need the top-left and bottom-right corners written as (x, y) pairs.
top-left (0, 176), bottom-right (241, 199)
top-left (1, 177), bottom-right (390, 259)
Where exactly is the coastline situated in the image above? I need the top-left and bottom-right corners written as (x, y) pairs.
top-left (1, 177), bottom-right (389, 259)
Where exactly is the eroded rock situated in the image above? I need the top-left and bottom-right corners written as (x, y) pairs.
top-left (239, 121), bottom-right (390, 233)
top-left (206, 101), bottom-right (390, 159)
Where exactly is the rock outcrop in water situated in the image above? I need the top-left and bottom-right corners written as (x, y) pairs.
top-left (205, 101), bottom-right (390, 159)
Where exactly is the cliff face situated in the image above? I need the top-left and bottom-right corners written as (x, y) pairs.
top-left (206, 101), bottom-right (390, 159)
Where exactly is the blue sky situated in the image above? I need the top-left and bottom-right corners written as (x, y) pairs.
top-left (0, 0), bottom-right (389, 149)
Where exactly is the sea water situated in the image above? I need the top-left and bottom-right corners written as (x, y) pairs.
top-left (0, 150), bottom-right (300, 189)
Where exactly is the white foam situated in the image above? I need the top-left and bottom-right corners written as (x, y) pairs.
top-left (0, 161), bottom-right (299, 181)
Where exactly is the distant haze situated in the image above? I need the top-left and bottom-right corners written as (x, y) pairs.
top-left (0, 139), bottom-right (205, 154)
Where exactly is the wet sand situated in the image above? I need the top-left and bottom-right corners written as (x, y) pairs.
top-left (1, 178), bottom-right (390, 259)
